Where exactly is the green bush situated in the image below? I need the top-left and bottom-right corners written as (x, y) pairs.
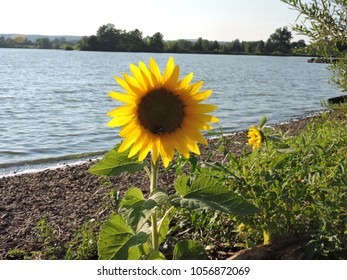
top-left (198, 110), bottom-right (347, 259)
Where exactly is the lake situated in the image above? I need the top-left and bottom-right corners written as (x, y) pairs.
top-left (0, 48), bottom-right (339, 175)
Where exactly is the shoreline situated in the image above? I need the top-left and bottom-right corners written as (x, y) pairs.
top-left (0, 109), bottom-right (325, 179)
top-left (0, 111), bottom-right (328, 259)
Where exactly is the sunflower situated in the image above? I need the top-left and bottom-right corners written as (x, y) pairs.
top-left (247, 126), bottom-right (263, 149)
top-left (107, 57), bottom-right (219, 167)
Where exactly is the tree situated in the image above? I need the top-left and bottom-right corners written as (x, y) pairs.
top-left (193, 37), bottom-right (203, 52)
top-left (96, 23), bottom-right (121, 51)
top-left (255, 40), bottom-right (266, 54)
top-left (210, 40), bottom-right (220, 52)
top-left (282, 0), bottom-right (347, 92)
top-left (124, 29), bottom-right (146, 52)
top-left (35, 37), bottom-right (51, 49)
top-left (291, 39), bottom-right (307, 52)
top-left (201, 39), bottom-right (211, 52)
top-left (231, 39), bottom-right (242, 53)
top-left (267, 27), bottom-right (293, 54)
top-left (12, 36), bottom-right (28, 45)
top-left (77, 36), bottom-right (91, 50)
top-left (88, 35), bottom-right (100, 50)
top-left (242, 41), bottom-right (254, 54)
top-left (165, 39), bottom-right (193, 53)
top-left (148, 32), bottom-right (164, 52)
top-left (51, 37), bottom-right (68, 49)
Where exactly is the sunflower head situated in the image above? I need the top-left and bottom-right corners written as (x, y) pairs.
top-left (247, 126), bottom-right (263, 149)
top-left (107, 57), bottom-right (219, 167)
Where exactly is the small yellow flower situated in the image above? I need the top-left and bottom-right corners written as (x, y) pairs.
top-left (247, 126), bottom-right (263, 149)
top-left (237, 223), bottom-right (246, 232)
top-left (107, 57), bottom-right (219, 167)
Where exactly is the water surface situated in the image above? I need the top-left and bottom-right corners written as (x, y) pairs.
top-left (0, 49), bottom-right (339, 175)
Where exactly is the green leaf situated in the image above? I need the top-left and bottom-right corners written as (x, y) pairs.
top-left (174, 175), bottom-right (192, 196)
top-left (204, 161), bottom-right (233, 174)
top-left (148, 251), bottom-right (166, 260)
top-left (150, 188), bottom-right (169, 207)
top-left (171, 175), bottom-right (259, 215)
top-left (259, 116), bottom-right (267, 129)
top-left (272, 154), bottom-right (290, 170)
top-left (88, 146), bottom-right (146, 176)
top-left (276, 147), bottom-right (297, 154)
top-left (173, 240), bottom-right (208, 260)
top-left (98, 214), bottom-right (149, 260)
top-left (120, 188), bottom-right (154, 233)
top-left (267, 134), bottom-right (283, 143)
top-left (120, 188), bottom-right (168, 233)
top-left (120, 187), bottom-right (145, 206)
top-left (189, 154), bottom-right (199, 173)
top-left (158, 215), bottom-right (170, 246)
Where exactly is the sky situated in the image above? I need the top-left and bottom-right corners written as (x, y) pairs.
top-left (0, 0), bottom-right (306, 42)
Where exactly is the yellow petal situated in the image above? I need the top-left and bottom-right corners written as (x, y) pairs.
top-left (130, 64), bottom-right (147, 91)
top-left (188, 104), bottom-right (218, 114)
top-left (187, 139), bottom-right (201, 155)
top-left (118, 136), bottom-right (136, 153)
top-left (149, 57), bottom-right (162, 83)
top-left (139, 61), bottom-right (155, 88)
top-left (177, 72), bottom-right (193, 89)
top-left (128, 129), bottom-right (151, 158)
top-left (107, 105), bottom-right (136, 117)
top-left (163, 57), bottom-right (175, 83)
top-left (169, 131), bottom-right (190, 158)
top-left (108, 91), bottom-right (135, 103)
top-left (161, 135), bottom-right (175, 161)
top-left (151, 137), bottom-right (160, 163)
top-left (138, 136), bottom-right (152, 161)
top-left (128, 139), bottom-right (143, 158)
top-left (119, 121), bottom-right (137, 137)
top-left (115, 76), bottom-right (142, 96)
top-left (138, 71), bottom-right (151, 92)
top-left (159, 136), bottom-right (175, 167)
top-left (189, 81), bottom-right (204, 94)
top-left (183, 124), bottom-right (208, 145)
top-left (186, 114), bottom-right (219, 123)
top-left (107, 115), bottom-right (133, 127)
top-left (118, 128), bottom-right (141, 153)
top-left (192, 122), bottom-right (212, 130)
top-left (161, 155), bottom-right (170, 168)
top-left (191, 90), bottom-right (213, 102)
top-left (123, 73), bottom-right (145, 93)
top-left (138, 61), bottom-right (149, 72)
top-left (175, 144), bottom-right (190, 158)
top-left (166, 65), bottom-right (180, 89)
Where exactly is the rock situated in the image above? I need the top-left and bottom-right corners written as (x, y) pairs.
top-left (328, 95), bottom-right (347, 105)
top-left (228, 236), bottom-right (308, 260)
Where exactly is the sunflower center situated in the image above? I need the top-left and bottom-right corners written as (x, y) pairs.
top-left (137, 89), bottom-right (185, 135)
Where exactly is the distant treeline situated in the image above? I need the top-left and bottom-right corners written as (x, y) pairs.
top-left (0, 24), bottom-right (310, 55)
top-left (0, 36), bottom-right (76, 50)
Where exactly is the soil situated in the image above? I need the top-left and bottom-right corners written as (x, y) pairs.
top-left (0, 112), bottom-right (328, 259)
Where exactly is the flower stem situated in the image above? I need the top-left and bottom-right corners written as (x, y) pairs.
top-left (150, 158), bottom-right (159, 252)
top-left (150, 159), bottom-right (159, 193)
top-left (151, 211), bottom-right (159, 252)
